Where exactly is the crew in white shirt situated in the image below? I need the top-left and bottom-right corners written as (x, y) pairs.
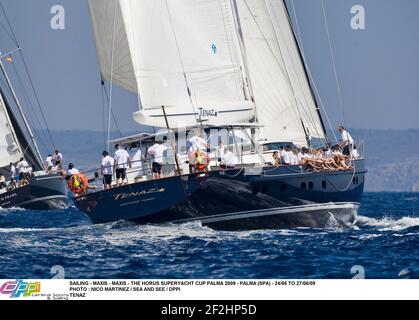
top-left (323, 147), bottom-right (333, 159)
top-left (351, 146), bottom-right (360, 160)
top-left (297, 148), bottom-right (309, 165)
top-left (53, 150), bottom-right (63, 169)
top-left (9, 162), bottom-right (17, 188)
top-left (129, 143), bottom-right (143, 177)
top-left (101, 151), bottom-right (115, 189)
top-left (45, 154), bottom-right (54, 172)
top-left (187, 132), bottom-right (208, 173)
top-left (148, 143), bottom-right (169, 179)
top-left (282, 146), bottom-right (291, 166)
top-left (332, 145), bottom-right (343, 156)
top-left (221, 149), bottom-right (238, 169)
top-left (339, 126), bottom-right (354, 156)
top-left (279, 146), bottom-right (287, 164)
top-left (114, 144), bottom-right (131, 186)
top-left (17, 157), bottom-right (30, 186)
top-left (290, 150), bottom-right (298, 165)
top-left (67, 163), bottom-right (79, 176)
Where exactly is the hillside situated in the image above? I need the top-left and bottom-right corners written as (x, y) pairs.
top-left (34, 129), bottom-right (419, 192)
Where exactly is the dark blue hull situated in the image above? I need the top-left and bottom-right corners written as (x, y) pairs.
top-left (74, 160), bottom-right (367, 230)
top-left (0, 185), bottom-right (31, 208)
top-left (21, 174), bottom-right (67, 210)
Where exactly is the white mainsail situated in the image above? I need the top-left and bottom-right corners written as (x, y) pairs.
top-left (0, 92), bottom-right (23, 167)
top-left (236, 0), bottom-right (325, 146)
top-left (88, 0), bottom-right (326, 146)
top-left (88, 0), bottom-right (254, 128)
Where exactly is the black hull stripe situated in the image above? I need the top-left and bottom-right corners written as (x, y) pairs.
top-left (17, 195), bottom-right (67, 207)
top-left (172, 202), bottom-right (360, 225)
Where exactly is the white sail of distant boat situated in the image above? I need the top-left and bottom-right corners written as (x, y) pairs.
top-left (0, 61), bottom-right (44, 172)
top-left (88, 0), bottom-right (327, 147)
top-left (0, 90), bottom-right (24, 166)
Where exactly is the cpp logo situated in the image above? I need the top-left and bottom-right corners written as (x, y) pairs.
top-left (0, 280), bottom-right (41, 298)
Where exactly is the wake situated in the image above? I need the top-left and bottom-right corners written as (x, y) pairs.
top-left (356, 215), bottom-right (419, 231)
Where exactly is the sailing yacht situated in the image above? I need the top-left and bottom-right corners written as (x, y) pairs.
top-left (74, 0), bottom-right (367, 230)
top-left (0, 60), bottom-right (67, 209)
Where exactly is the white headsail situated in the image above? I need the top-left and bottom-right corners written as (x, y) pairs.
top-left (235, 0), bottom-right (326, 147)
top-left (0, 92), bottom-right (23, 167)
top-left (88, 0), bottom-right (254, 128)
top-left (88, 0), bottom-right (137, 93)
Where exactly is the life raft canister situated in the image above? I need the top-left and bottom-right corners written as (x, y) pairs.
top-left (67, 174), bottom-right (88, 194)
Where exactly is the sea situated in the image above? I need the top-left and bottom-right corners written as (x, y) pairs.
top-left (0, 193), bottom-right (418, 279)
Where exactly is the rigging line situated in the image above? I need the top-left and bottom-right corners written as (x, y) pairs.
top-left (164, 0), bottom-right (199, 124)
top-left (101, 80), bottom-right (107, 150)
top-left (0, 2), bottom-right (19, 47)
top-left (320, 0), bottom-right (347, 127)
top-left (102, 80), bottom-right (123, 138)
top-left (0, 2), bottom-right (56, 150)
top-left (10, 59), bottom-right (52, 150)
top-left (290, 0), bottom-right (338, 144)
top-left (18, 51), bottom-right (56, 150)
top-left (107, 0), bottom-right (118, 152)
top-left (0, 76), bottom-right (51, 154)
top-left (0, 21), bottom-right (16, 44)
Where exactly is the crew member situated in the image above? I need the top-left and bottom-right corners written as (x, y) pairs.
top-left (114, 144), bottom-right (131, 186)
top-left (221, 148), bottom-right (237, 169)
top-left (17, 157), bottom-right (30, 186)
top-left (338, 126), bottom-right (354, 156)
top-left (9, 162), bottom-right (17, 189)
top-left (148, 142), bottom-right (168, 179)
top-left (67, 163), bottom-right (79, 176)
top-left (129, 142), bottom-right (144, 178)
top-left (101, 151), bottom-right (114, 189)
top-left (45, 154), bottom-right (54, 172)
top-left (0, 174), bottom-right (6, 189)
top-left (187, 131), bottom-right (208, 173)
top-left (53, 150), bottom-right (64, 169)
top-left (272, 151), bottom-right (281, 167)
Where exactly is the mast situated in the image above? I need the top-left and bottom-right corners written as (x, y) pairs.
top-left (161, 106), bottom-right (188, 198)
top-left (282, 0), bottom-right (328, 139)
top-left (0, 60), bottom-right (44, 168)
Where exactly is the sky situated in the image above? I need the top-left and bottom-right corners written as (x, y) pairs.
top-left (0, 0), bottom-right (418, 135)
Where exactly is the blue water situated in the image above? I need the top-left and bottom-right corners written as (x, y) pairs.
top-left (0, 193), bottom-right (418, 279)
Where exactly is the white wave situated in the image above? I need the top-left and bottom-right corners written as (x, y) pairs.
top-left (357, 215), bottom-right (419, 231)
top-left (0, 207), bottom-right (27, 213)
top-left (0, 223), bottom-right (95, 234)
top-left (357, 233), bottom-right (383, 240)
